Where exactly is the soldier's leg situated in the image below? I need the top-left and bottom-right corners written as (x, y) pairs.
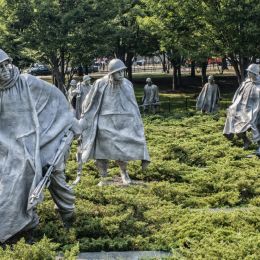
top-left (152, 104), bottom-right (156, 114)
top-left (237, 132), bottom-right (251, 150)
top-left (95, 159), bottom-right (109, 186)
top-left (256, 140), bottom-right (260, 157)
top-left (223, 133), bottom-right (234, 140)
top-left (143, 105), bottom-right (148, 114)
top-left (48, 168), bottom-right (75, 228)
top-left (116, 160), bottom-right (131, 185)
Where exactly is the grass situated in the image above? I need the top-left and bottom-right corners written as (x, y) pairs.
top-left (2, 73), bottom-right (260, 259)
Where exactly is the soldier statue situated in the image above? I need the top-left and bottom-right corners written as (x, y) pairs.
top-left (67, 75), bottom-right (92, 117)
top-left (223, 63), bottom-right (260, 155)
top-left (67, 79), bottom-right (78, 114)
top-left (0, 49), bottom-right (80, 243)
top-left (142, 77), bottom-right (160, 113)
top-left (79, 59), bottom-right (150, 186)
top-left (196, 75), bottom-right (220, 113)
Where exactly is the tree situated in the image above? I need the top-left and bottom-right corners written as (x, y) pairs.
top-left (201, 0), bottom-right (260, 84)
top-left (0, 0), bottom-right (36, 67)
top-left (108, 0), bottom-right (159, 81)
top-left (138, 0), bottom-right (191, 90)
top-left (0, 0), bottom-right (119, 92)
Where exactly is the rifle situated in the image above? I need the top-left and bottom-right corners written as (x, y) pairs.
top-left (29, 129), bottom-right (74, 205)
top-left (72, 82), bottom-right (83, 186)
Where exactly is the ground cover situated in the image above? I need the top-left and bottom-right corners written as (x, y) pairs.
top-left (1, 74), bottom-right (260, 259)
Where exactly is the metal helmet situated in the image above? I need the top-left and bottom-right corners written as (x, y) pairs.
top-left (0, 49), bottom-right (12, 63)
top-left (108, 59), bottom-right (127, 74)
top-left (83, 75), bottom-right (91, 81)
top-left (70, 79), bottom-right (77, 86)
top-left (246, 64), bottom-right (260, 75)
top-left (146, 77), bottom-right (152, 83)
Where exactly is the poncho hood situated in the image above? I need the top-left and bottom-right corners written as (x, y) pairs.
top-left (0, 65), bottom-right (20, 90)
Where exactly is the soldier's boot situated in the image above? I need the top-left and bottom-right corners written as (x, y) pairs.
top-left (141, 160), bottom-right (150, 171)
top-left (223, 133), bottom-right (234, 140)
top-left (152, 105), bottom-right (156, 114)
top-left (96, 159), bottom-right (109, 186)
top-left (144, 107), bottom-right (148, 114)
top-left (116, 160), bottom-right (132, 185)
top-left (237, 132), bottom-right (251, 150)
top-left (59, 210), bottom-right (75, 229)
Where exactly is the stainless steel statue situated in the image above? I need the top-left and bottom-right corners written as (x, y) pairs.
top-left (68, 76), bottom-right (92, 116)
top-left (223, 64), bottom-right (260, 155)
top-left (196, 75), bottom-right (220, 113)
top-left (0, 49), bottom-right (80, 243)
top-left (80, 59), bottom-right (150, 186)
top-left (72, 75), bottom-right (92, 185)
top-left (142, 77), bottom-right (160, 113)
top-left (67, 79), bottom-right (78, 114)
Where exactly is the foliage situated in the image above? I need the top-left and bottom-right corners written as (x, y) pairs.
top-left (0, 237), bottom-right (58, 259)
top-left (0, 0), bottom-right (122, 90)
top-left (138, 0), bottom-right (260, 84)
top-left (105, 0), bottom-right (159, 81)
top-left (201, 0), bottom-right (260, 83)
top-left (1, 0), bottom-right (260, 86)
top-left (138, 0), bottom-right (211, 87)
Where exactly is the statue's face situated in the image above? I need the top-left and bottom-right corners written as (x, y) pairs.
top-left (84, 79), bottom-right (91, 85)
top-left (248, 71), bottom-right (257, 80)
top-left (112, 69), bottom-right (124, 81)
top-left (0, 60), bottom-right (12, 81)
top-left (147, 79), bottom-right (152, 85)
top-left (208, 77), bottom-right (214, 84)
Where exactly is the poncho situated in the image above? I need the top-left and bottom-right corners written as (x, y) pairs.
top-left (142, 84), bottom-right (159, 105)
top-left (223, 77), bottom-right (260, 141)
top-left (80, 75), bottom-right (150, 162)
top-left (196, 83), bottom-right (220, 113)
top-left (68, 83), bottom-right (91, 116)
top-left (0, 67), bottom-right (75, 242)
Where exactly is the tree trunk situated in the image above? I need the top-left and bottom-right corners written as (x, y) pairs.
top-left (53, 66), bottom-right (66, 94)
top-left (240, 57), bottom-right (249, 82)
top-left (221, 56), bottom-right (228, 70)
top-left (126, 52), bottom-right (134, 82)
top-left (201, 62), bottom-right (208, 85)
top-left (177, 65), bottom-right (182, 87)
top-left (115, 38), bottom-right (126, 64)
top-left (229, 55), bottom-right (242, 85)
top-left (172, 64), bottom-right (178, 91)
top-left (191, 60), bottom-right (195, 77)
top-left (162, 52), bottom-right (167, 73)
top-left (167, 61), bottom-right (171, 74)
top-left (60, 49), bottom-right (65, 83)
top-left (50, 54), bottom-right (66, 95)
top-left (85, 65), bottom-right (89, 75)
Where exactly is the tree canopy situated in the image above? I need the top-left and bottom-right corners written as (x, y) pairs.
top-left (1, 0), bottom-right (260, 87)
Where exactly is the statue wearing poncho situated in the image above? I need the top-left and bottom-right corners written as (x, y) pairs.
top-left (80, 59), bottom-right (150, 186)
top-left (0, 49), bottom-right (79, 242)
top-left (196, 75), bottom-right (220, 113)
top-left (68, 75), bottom-right (92, 116)
top-left (223, 63), bottom-right (260, 155)
top-left (142, 77), bottom-right (159, 113)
